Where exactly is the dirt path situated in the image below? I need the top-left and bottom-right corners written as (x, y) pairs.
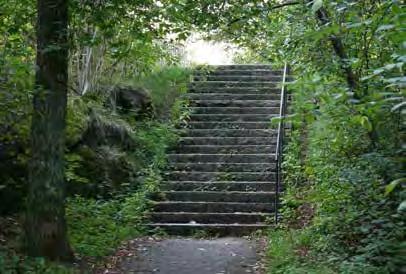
top-left (101, 237), bottom-right (265, 274)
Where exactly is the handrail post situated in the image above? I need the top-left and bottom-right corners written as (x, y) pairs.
top-left (274, 62), bottom-right (288, 224)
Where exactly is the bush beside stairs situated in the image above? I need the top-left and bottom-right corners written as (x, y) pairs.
top-left (149, 64), bottom-right (285, 235)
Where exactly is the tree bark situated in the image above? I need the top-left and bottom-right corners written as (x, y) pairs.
top-left (26, 0), bottom-right (73, 261)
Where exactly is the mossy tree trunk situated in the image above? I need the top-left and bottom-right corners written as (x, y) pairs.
top-left (25, 0), bottom-right (73, 261)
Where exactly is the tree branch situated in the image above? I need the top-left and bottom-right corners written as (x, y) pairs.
top-left (228, 1), bottom-right (302, 27)
top-left (269, 1), bottom-right (301, 11)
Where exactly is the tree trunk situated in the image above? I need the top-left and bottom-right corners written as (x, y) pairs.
top-left (26, 0), bottom-right (73, 261)
top-left (315, 7), bottom-right (359, 95)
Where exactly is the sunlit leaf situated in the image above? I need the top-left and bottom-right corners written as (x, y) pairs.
top-left (391, 101), bottom-right (406, 112)
top-left (385, 178), bottom-right (405, 196)
top-left (398, 201), bottom-right (406, 213)
top-left (312, 0), bottom-right (323, 13)
top-left (360, 116), bottom-right (373, 132)
top-left (377, 24), bottom-right (395, 32)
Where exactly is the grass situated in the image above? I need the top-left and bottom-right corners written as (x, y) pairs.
top-left (266, 229), bottom-right (336, 274)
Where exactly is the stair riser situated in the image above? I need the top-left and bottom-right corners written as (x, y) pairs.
top-left (180, 137), bottom-right (277, 146)
top-left (191, 100), bottom-right (280, 108)
top-left (163, 182), bottom-right (275, 192)
top-left (189, 114), bottom-right (278, 122)
top-left (175, 145), bottom-right (275, 154)
top-left (191, 107), bottom-right (279, 115)
top-left (189, 82), bottom-right (278, 89)
top-left (206, 65), bottom-right (274, 70)
top-left (195, 70), bottom-right (282, 76)
top-left (182, 129), bottom-right (276, 138)
top-left (162, 192), bottom-right (275, 203)
top-left (187, 122), bottom-right (271, 130)
top-left (187, 88), bottom-right (280, 94)
top-left (193, 75), bottom-right (283, 82)
top-left (169, 162), bottom-right (276, 172)
top-left (174, 148), bottom-right (272, 154)
top-left (150, 213), bottom-right (269, 224)
top-left (153, 202), bottom-right (275, 213)
top-left (168, 154), bottom-right (274, 163)
top-left (188, 94), bottom-right (280, 100)
top-left (166, 172), bottom-right (276, 181)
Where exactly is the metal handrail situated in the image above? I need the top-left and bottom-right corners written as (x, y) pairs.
top-left (274, 62), bottom-right (289, 224)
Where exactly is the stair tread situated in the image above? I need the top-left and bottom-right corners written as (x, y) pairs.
top-left (191, 81), bottom-right (279, 84)
top-left (151, 212), bottom-right (272, 216)
top-left (184, 129), bottom-right (275, 132)
top-left (164, 180), bottom-right (275, 183)
top-left (180, 136), bottom-right (276, 139)
top-left (178, 145), bottom-right (275, 147)
top-left (162, 191), bottom-right (275, 194)
top-left (192, 100), bottom-right (280, 102)
top-left (185, 92), bottom-right (280, 94)
top-left (166, 171), bottom-right (275, 174)
top-left (168, 153), bottom-right (275, 156)
top-left (153, 201), bottom-right (273, 204)
top-left (148, 223), bottom-right (270, 227)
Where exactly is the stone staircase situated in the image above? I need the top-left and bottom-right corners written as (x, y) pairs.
top-left (149, 64), bottom-right (284, 235)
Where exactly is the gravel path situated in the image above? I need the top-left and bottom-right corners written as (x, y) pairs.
top-left (102, 237), bottom-right (262, 274)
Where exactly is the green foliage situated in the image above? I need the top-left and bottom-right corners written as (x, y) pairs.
top-left (267, 229), bottom-right (335, 274)
top-left (275, 81), bottom-right (405, 272)
top-left (65, 167), bottom-right (161, 257)
top-left (0, 0), bottom-right (35, 215)
top-left (129, 66), bottom-right (192, 119)
top-left (0, 252), bottom-right (76, 274)
top-left (0, 64), bottom-right (188, 270)
top-left (184, 1), bottom-right (406, 273)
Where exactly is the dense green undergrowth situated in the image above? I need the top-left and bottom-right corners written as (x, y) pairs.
top-left (0, 66), bottom-right (191, 272)
top-left (215, 2), bottom-right (406, 273)
top-left (267, 75), bottom-right (405, 273)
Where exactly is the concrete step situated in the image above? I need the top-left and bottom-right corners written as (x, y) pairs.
top-left (187, 87), bottom-right (280, 94)
top-left (195, 69), bottom-right (282, 76)
top-left (169, 162), bottom-right (276, 172)
top-left (208, 64), bottom-right (274, 70)
top-left (179, 137), bottom-right (277, 146)
top-left (167, 154), bottom-right (275, 163)
top-left (183, 129), bottom-right (276, 137)
top-left (165, 171), bottom-right (276, 181)
top-left (161, 191), bottom-right (275, 203)
top-left (175, 145), bottom-right (275, 154)
top-left (187, 93), bottom-right (280, 100)
top-left (193, 75), bottom-right (283, 82)
top-left (191, 100), bottom-right (280, 108)
top-left (162, 181), bottom-right (275, 192)
top-left (186, 122), bottom-right (271, 129)
top-left (189, 114), bottom-right (278, 122)
top-left (189, 81), bottom-right (279, 89)
top-left (149, 212), bottom-right (271, 224)
top-left (152, 201), bottom-right (275, 213)
top-left (147, 223), bottom-right (271, 236)
top-left (190, 107), bottom-right (279, 115)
